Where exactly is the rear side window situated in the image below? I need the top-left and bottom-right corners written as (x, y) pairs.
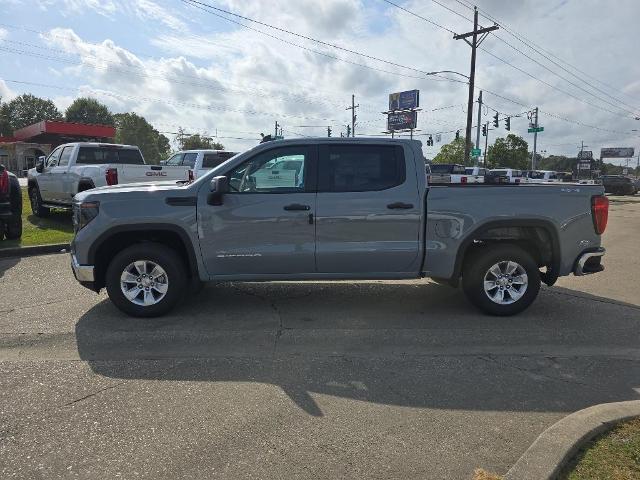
top-left (202, 152), bottom-right (236, 169)
top-left (58, 146), bottom-right (73, 166)
top-left (77, 147), bottom-right (144, 165)
top-left (319, 145), bottom-right (405, 192)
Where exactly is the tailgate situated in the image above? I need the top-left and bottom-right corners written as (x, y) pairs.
top-left (118, 165), bottom-right (191, 183)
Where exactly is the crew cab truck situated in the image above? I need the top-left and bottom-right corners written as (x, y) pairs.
top-left (163, 149), bottom-right (238, 179)
top-left (0, 164), bottom-right (22, 240)
top-left (27, 142), bottom-right (192, 216)
top-left (70, 138), bottom-right (608, 318)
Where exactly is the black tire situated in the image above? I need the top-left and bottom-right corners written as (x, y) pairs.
top-left (4, 216), bottom-right (22, 240)
top-left (462, 244), bottom-right (541, 316)
top-left (105, 243), bottom-right (187, 317)
top-left (29, 186), bottom-right (49, 217)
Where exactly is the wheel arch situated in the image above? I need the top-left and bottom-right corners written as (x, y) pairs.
top-left (88, 224), bottom-right (199, 290)
top-left (451, 219), bottom-right (561, 287)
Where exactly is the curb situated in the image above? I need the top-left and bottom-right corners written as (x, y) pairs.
top-left (505, 400), bottom-right (640, 480)
top-left (0, 243), bottom-right (70, 259)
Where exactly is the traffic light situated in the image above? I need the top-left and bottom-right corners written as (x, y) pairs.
top-left (427, 135), bottom-right (433, 146)
top-left (505, 117), bottom-right (511, 131)
top-left (455, 130), bottom-right (460, 140)
top-left (327, 126), bottom-right (332, 137)
top-left (482, 124), bottom-right (487, 137)
top-left (493, 112), bottom-right (499, 128)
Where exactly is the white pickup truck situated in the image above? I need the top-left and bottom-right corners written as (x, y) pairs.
top-left (163, 149), bottom-right (238, 179)
top-left (28, 143), bottom-right (192, 216)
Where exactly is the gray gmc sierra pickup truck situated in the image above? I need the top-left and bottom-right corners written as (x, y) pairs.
top-left (70, 138), bottom-right (608, 317)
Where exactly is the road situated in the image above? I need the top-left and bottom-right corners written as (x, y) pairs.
top-left (1, 195), bottom-right (639, 479)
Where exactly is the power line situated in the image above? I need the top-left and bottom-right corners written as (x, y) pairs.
top-left (180, 0), bottom-right (467, 85)
top-left (380, 0), bottom-right (457, 34)
top-left (453, 0), bottom-right (640, 109)
top-left (390, 0), bottom-right (640, 119)
top-left (2, 78), bottom-right (344, 123)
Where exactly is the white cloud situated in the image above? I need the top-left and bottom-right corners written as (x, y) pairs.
top-left (0, 28), bottom-right (8, 41)
top-left (0, 77), bottom-right (16, 101)
top-left (15, 0), bottom-right (639, 157)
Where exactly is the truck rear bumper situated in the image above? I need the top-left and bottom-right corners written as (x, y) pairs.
top-left (574, 247), bottom-right (605, 276)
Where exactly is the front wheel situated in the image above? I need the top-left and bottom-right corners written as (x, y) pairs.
top-left (462, 244), bottom-right (541, 316)
top-left (105, 243), bottom-right (187, 317)
top-left (4, 216), bottom-right (22, 239)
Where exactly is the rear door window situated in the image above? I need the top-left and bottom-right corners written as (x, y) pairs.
top-left (319, 144), bottom-right (405, 192)
top-left (202, 152), bottom-right (236, 169)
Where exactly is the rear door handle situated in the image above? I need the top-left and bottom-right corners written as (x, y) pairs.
top-left (283, 204), bottom-right (311, 211)
top-left (387, 202), bottom-right (414, 209)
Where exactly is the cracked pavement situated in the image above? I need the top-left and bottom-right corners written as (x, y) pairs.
top-left (0, 196), bottom-right (639, 479)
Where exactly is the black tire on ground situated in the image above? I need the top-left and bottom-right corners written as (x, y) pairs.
top-left (105, 243), bottom-right (187, 317)
top-left (29, 186), bottom-right (49, 217)
top-left (462, 244), bottom-right (541, 316)
top-left (4, 216), bottom-right (22, 240)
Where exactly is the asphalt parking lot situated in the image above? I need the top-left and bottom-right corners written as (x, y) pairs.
top-left (1, 195), bottom-right (639, 479)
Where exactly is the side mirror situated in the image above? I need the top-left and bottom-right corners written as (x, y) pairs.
top-left (36, 156), bottom-right (45, 173)
top-left (207, 176), bottom-right (229, 205)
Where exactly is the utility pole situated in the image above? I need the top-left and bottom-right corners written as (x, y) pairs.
top-left (274, 121), bottom-right (279, 138)
top-left (346, 94), bottom-right (359, 137)
top-left (475, 90), bottom-right (483, 166)
top-left (454, 7), bottom-right (498, 165)
top-left (530, 107), bottom-right (539, 170)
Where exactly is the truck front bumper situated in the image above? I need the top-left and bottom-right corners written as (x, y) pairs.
top-left (574, 247), bottom-right (605, 276)
top-left (71, 253), bottom-right (96, 287)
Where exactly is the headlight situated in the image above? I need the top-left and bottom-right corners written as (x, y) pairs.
top-left (73, 201), bottom-right (99, 232)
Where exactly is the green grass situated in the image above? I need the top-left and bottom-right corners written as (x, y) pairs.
top-left (560, 417), bottom-right (640, 480)
top-left (0, 187), bottom-right (74, 249)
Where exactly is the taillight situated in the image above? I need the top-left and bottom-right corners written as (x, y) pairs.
top-left (591, 195), bottom-right (609, 234)
top-left (426, 174), bottom-right (431, 183)
top-left (188, 169), bottom-right (194, 182)
top-left (0, 168), bottom-right (8, 195)
top-left (105, 168), bottom-right (118, 186)
top-left (460, 176), bottom-right (468, 184)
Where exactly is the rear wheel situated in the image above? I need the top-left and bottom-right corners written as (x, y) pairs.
top-left (29, 186), bottom-right (49, 217)
top-left (105, 243), bottom-right (187, 317)
top-left (4, 216), bottom-right (22, 239)
top-left (462, 244), bottom-right (541, 316)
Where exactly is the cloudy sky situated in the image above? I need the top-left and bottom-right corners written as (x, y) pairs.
top-left (1, 0), bottom-right (639, 163)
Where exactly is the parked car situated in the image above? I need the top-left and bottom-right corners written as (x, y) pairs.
top-left (0, 164), bottom-right (22, 240)
top-left (163, 149), bottom-right (238, 179)
top-left (428, 164), bottom-right (483, 184)
top-left (600, 175), bottom-right (636, 195)
top-left (27, 143), bottom-right (193, 216)
top-left (70, 138), bottom-right (607, 318)
top-left (489, 168), bottom-right (526, 184)
top-left (525, 170), bottom-right (561, 183)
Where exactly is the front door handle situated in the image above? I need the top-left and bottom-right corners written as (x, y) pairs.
top-left (387, 202), bottom-right (414, 209)
top-left (283, 204), bottom-right (311, 211)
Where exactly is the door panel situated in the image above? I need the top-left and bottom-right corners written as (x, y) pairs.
top-left (37, 147), bottom-right (62, 202)
top-left (316, 144), bottom-right (421, 273)
top-left (198, 145), bottom-right (317, 277)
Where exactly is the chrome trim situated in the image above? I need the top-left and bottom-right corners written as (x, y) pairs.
top-left (71, 254), bottom-right (95, 282)
top-left (574, 248), bottom-right (605, 276)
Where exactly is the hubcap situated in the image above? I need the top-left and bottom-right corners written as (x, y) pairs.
top-left (483, 260), bottom-right (528, 305)
top-left (120, 260), bottom-right (169, 306)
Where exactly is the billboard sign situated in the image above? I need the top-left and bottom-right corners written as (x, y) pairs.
top-left (601, 147), bottom-right (634, 158)
top-left (387, 111), bottom-right (417, 131)
top-left (389, 90), bottom-right (419, 111)
top-left (577, 150), bottom-right (593, 160)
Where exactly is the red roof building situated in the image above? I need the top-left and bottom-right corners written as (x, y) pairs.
top-left (0, 120), bottom-right (115, 176)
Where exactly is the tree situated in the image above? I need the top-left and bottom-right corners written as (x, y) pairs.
top-left (65, 97), bottom-right (114, 126)
top-left (3, 93), bottom-right (62, 131)
top-left (0, 97), bottom-right (11, 136)
top-left (177, 131), bottom-right (224, 150)
top-left (486, 134), bottom-right (529, 169)
top-left (114, 112), bottom-right (170, 164)
top-left (432, 137), bottom-right (468, 165)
